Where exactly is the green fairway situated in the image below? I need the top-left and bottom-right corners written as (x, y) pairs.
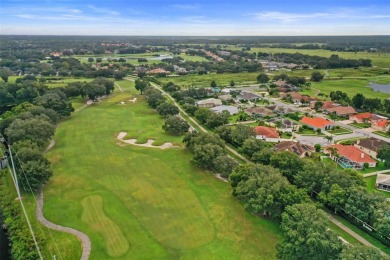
top-left (41, 80), bottom-right (281, 259)
top-left (179, 53), bottom-right (208, 62)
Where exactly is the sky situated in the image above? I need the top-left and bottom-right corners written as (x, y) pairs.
top-left (0, 0), bottom-right (389, 36)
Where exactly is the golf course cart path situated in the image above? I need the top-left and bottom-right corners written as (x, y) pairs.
top-left (36, 189), bottom-right (91, 260)
top-left (117, 132), bottom-right (179, 149)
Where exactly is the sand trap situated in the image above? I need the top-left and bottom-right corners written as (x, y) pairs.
top-left (117, 132), bottom-right (179, 149)
top-left (121, 101), bottom-right (125, 105)
top-left (128, 97), bottom-right (137, 103)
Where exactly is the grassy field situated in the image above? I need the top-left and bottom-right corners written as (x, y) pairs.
top-left (364, 175), bottom-right (390, 198)
top-left (300, 78), bottom-right (390, 100)
top-left (327, 127), bottom-right (353, 135)
top-left (247, 47), bottom-right (390, 68)
top-left (44, 77), bottom-right (94, 88)
top-left (179, 53), bottom-right (208, 62)
top-left (159, 72), bottom-right (259, 87)
top-left (40, 80), bottom-right (282, 259)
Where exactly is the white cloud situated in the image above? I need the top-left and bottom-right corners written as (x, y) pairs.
top-left (171, 4), bottom-right (200, 10)
top-left (253, 11), bottom-right (330, 22)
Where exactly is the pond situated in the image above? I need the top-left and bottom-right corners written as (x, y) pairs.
top-left (369, 82), bottom-right (390, 94)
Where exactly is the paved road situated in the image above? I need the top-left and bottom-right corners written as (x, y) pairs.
top-left (362, 169), bottom-right (390, 178)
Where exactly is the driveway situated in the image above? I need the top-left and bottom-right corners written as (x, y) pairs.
top-left (296, 135), bottom-right (330, 146)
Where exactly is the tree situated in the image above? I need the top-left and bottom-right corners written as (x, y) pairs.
top-left (363, 98), bottom-right (382, 112)
top-left (5, 118), bottom-right (55, 148)
top-left (156, 102), bottom-right (179, 117)
top-left (257, 73), bottom-right (269, 83)
top-left (82, 82), bottom-right (106, 101)
top-left (340, 245), bottom-right (383, 260)
top-left (162, 116), bottom-right (189, 135)
top-left (352, 93), bottom-right (365, 109)
top-left (114, 71), bottom-right (126, 80)
top-left (205, 111), bottom-right (229, 129)
top-left (311, 71), bottom-right (324, 82)
top-left (230, 125), bottom-right (256, 146)
top-left (194, 108), bottom-right (212, 124)
top-left (276, 203), bottom-right (342, 260)
top-left (240, 138), bottom-right (271, 158)
top-left (144, 88), bottom-right (165, 108)
top-left (377, 144), bottom-right (390, 167)
top-left (314, 101), bottom-right (323, 111)
top-left (87, 57), bottom-right (94, 63)
top-left (318, 184), bottom-right (346, 213)
top-left (251, 148), bottom-right (273, 165)
top-left (210, 80), bottom-right (217, 88)
top-left (16, 155), bottom-right (53, 192)
top-left (212, 155), bottom-right (238, 178)
top-left (314, 143), bottom-right (321, 152)
top-left (0, 68), bottom-right (13, 82)
top-left (270, 151), bottom-right (304, 182)
top-left (135, 79), bottom-right (149, 94)
top-left (230, 80), bottom-right (235, 87)
top-left (35, 92), bottom-right (74, 117)
top-left (192, 143), bottom-right (225, 170)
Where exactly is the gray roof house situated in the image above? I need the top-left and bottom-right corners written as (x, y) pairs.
top-left (210, 105), bottom-right (239, 115)
top-left (196, 98), bottom-right (222, 108)
top-left (237, 92), bottom-right (261, 102)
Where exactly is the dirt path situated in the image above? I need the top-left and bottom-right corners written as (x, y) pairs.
top-left (36, 190), bottom-right (91, 260)
top-left (115, 82), bottom-right (124, 93)
top-left (117, 132), bottom-right (179, 149)
top-left (43, 139), bottom-right (55, 154)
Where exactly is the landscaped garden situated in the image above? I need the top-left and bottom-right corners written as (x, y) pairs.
top-left (327, 126), bottom-right (353, 135)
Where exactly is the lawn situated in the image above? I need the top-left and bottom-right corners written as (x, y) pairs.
top-left (359, 162), bottom-right (389, 174)
top-left (364, 175), bottom-right (390, 199)
top-left (327, 127), bottom-right (353, 135)
top-left (373, 131), bottom-right (390, 138)
top-left (179, 53), bottom-right (208, 62)
top-left (349, 123), bottom-right (371, 128)
top-left (296, 129), bottom-right (325, 136)
top-left (40, 80), bottom-right (282, 259)
top-left (303, 79), bottom-right (390, 100)
top-left (44, 77), bottom-right (94, 88)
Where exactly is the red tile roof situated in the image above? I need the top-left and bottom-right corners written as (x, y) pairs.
top-left (300, 116), bottom-right (334, 129)
top-left (322, 101), bottom-right (336, 109)
top-left (254, 126), bottom-right (279, 138)
top-left (375, 119), bottom-right (390, 127)
top-left (147, 68), bottom-right (171, 74)
top-left (326, 144), bottom-right (376, 163)
top-left (353, 112), bottom-right (372, 120)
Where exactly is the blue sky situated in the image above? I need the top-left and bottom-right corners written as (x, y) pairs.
top-left (1, 0), bottom-right (389, 35)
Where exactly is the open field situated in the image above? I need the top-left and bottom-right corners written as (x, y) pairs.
top-left (246, 47), bottom-right (390, 68)
top-left (41, 80), bottom-right (282, 259)
top-left (159, 72), bottom-right (259, 87)
top-left (45, 77), bottom-right (94, 88)
top-left (179, 53), bottom-right (208, 62)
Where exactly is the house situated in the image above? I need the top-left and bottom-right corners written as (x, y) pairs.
top-left (274, 141), bottom-right (314, 158)
top-left (325, 106), bottom-right (357, 117)
top-left (218, 94), bottom-right (233, 102)
top-left (210, 105), bottom-right (239, 115)
top-left (372, 119), bottom-right (390, 132)
top-left (349, 112), bottom-right (373, 123)
top-left (173, 65), bottom-right (187, 74)
top-left (325, 144), bottom-right (377, 169)
top-left (300, 116), bottom-right (334, 130)
top-left (147, 68), bottom-right (171, 75)
top-left (354, 137), bottom-right (389, 159)
top-left (245, 107), bottom-right (274, 117)
top-left (311, 100), bottom-right (337, 110)
top-left (254, 126), bottom-right (279, 141)
top-left (237, 92), bottom-right (261, 102)
top-left (280, 92), bottom-right (316, 104)
top-left (376, 174), bottom-right (390, 192)
top-left (196, 98), bottom-right (222, 108)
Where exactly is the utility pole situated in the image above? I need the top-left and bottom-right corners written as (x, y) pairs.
top-left (8, 144), bottom-right (43, 260)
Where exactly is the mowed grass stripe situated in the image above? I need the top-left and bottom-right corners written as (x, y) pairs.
top-left (81, 195), bottom-right (129, 257)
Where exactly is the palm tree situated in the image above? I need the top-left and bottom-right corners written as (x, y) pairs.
top-left (324, 135), bottom-right (333, 143)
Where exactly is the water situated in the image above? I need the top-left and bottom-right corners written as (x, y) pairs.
top-left (369, 82), bottom-right (390, 94)
top-left (0, 212), bottom-right (11, 260)
top-left (147, 55), bottom-right (173, 60)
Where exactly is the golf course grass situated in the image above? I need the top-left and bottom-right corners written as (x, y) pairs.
top-left (41, 80), bottom-right (281, 259)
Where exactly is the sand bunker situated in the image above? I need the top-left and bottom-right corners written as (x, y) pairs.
top-left (117, 132), bottom-right (179, 149)
top-left (128, 97), bottom-right (137, 103)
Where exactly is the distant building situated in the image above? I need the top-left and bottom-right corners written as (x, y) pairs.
top-left (210, 105), bottom-right (239, 115)
top-left (196, 98), bottom-right (222, 108)
top-left (349, 112), bottom-right (373, 123)
top-left (274, 141), bottom-right (314, 158)
top-left (371, 119), bottom-right (390, 132)
top-left (354, 137), bottom-right (389, 159)
top-left (376, 174), bottom-right (390, 192)
top-left (245, 107), bottom-right (275, 117)
top-left (218, 94), bottom-right (233, 102)
top-left (325, 106), bottom-right (357, 117)
top-left (237, 92), bottom-right (261, 102)
top-left (147, 68), bottom-right (171, 75)
top-left (254, 126), bottom-right (279, 141)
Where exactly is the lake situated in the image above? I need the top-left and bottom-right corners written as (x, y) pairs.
top-left (369, 82), bottom-right (390, 94)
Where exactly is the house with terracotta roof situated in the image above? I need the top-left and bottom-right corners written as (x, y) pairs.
top-left (354, 137), bottom-right (389, 159)
top-left (311, 100), bottom-right (336, 110)
top-left (349, 112), bottom-right (373, 123)
top-left (300, 116), bottom-right (334, 130)
top-left (325, 144), bottom-right (377, 169)
top-left (254, 126), bottom-right (279, 141)
top-left (372, 119), bottom-right (390, 132)
top-left (274, 141), bottom-right (314, 158)
top-left (325, 106), bottom-right (357, 117)
top-left (280, 92), bottom-right (316, 104)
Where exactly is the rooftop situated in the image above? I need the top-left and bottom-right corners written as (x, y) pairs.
top-left (326, 144), bottom-right (376, 163)
top-left (210, 105), bottom-right (239, 115)
top-left (356, 137), bottom-right (389, 152)
top-left (326, 106), bottom-right (357, 115)
top-left (300, 116), bottom-right (334, 129)
top-left (254, 126), bottom-right (279, 139)
top-left (274, 141), bottom-right (314, 155)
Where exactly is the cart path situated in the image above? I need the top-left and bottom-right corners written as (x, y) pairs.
top-left (36, 189), bottom-right (91, 260)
